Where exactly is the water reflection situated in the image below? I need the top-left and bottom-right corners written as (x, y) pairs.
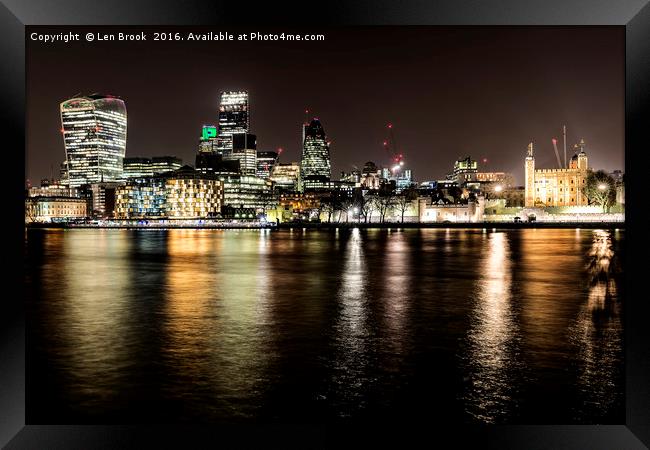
top-left (162, 230), bottom-right (271, 419)
top-left (463, 232), bottom-right (520, 423)
top-left (381, 231), bottom-right (410, 357)
top-left (569, 229), bottom-right (623, 421)
top-left (59, 231), bottom-right (134, 407)
top-left (331, 228), bottom-right (370, 416)
top-left (25, 228), bottom-right (625, 424)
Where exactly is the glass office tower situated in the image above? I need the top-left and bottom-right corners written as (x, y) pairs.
top-left (300, 118), bottom-right (331, 189)
top-left (217, 91), bottom-right (249, 157)
top-left (60, 94), bottom-right (127, 187)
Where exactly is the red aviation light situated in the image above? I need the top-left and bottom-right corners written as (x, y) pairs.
top-left (277, 147), bottom-right (283, 154)
top-left (60, 128), bottom-right (65, 133)
top-left (387, 123), bottom-right (393, 129)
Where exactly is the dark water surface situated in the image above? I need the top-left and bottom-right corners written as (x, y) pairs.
top-left (25, 228), bottom-right (624, 424)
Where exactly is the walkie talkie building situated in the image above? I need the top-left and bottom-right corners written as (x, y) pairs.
top-left (60, 94), bottom-right (127, 187)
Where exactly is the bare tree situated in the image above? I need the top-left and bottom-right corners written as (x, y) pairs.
top-left (321, 202), bottom-right (334, 223)
top-left (341, 198), bottom-right (355, 222)
top-left (359, 192), bottom-right (376, 223)
top-left (376, 191), bottom-right (395, 223)
top-left (395, 187), bottom-right (418, 223)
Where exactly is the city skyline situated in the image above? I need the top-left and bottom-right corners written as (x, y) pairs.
top-left (27, 26), bottom-right (624, 185)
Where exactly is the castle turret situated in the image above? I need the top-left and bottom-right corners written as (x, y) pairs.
top-left (577, 138), bottom-right (588, 171)
top-left (524, 142), bottom-right (535, 207)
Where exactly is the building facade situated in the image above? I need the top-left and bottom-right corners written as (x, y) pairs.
top-left (123, 156), bottom-right (182, 179)
top-left (475, 172), bottom-right (514, 186)
top-left (165, 176), bottom-right (223, 219)
top-left (224, 133), bottom-right (257, 175)
top-left (217, 91), bottom-right (249, 157)
top-left (115, 167), bottom-right (224, 219)
top-left (300, 118), bottom-right (331, 189)
top-left (79, 182), bottom-right (121, 217)
top-left (219, 174), bottom-right (273, 212)
top-left (25, 196), bottom-right (87, 222)
top-left (447, 156), bottom-right (478, 184)
top-left (198, 125), bottom-right (219, 154)
top-left (60, 94), bottom-right (127, 187)
top-left (115, 177), bottom-right (167, 218)
top-left (28, 179), bottom-right (75, 198)
top-left (256, 151), bottom-right (278, 179)
top-left (270, 162), bottom-right (301, 192)
top-left (418, 196), bottom-right (485, 223)
top-left (524, 140), bottom-right (589, 207)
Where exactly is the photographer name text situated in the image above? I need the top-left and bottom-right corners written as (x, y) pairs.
top-left (30, 31), bottom-right (325, 43)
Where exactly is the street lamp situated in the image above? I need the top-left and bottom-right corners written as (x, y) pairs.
top-left (597, 183), bottom-right (609, 213)
top-left (494, 185), bottom-right (503, 193)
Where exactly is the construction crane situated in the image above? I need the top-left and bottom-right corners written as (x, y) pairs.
top-left (548, 125), bottom-right (569, 169)
top-left (551, 138), bottom-right (562, 168)
top-left (383, 123), bottom-right (405, 174)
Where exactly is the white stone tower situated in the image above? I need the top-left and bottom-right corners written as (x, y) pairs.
top-left (524, 142), bottom-right (535, 207)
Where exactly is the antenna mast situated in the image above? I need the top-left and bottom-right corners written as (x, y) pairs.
top-left (563, 125), bottom-right (567, 168)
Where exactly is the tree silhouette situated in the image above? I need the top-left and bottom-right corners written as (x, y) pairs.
top-left (582, 170), bottom-right (616, 213)
top-left (395, 187), bottom-right (418, 223)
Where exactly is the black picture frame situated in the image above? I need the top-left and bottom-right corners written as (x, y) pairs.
top-left (3, 0), bottom-right (649, 447)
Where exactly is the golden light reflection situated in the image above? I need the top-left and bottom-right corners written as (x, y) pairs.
top-left (58, 230), bottom-right (133, 403)
top-left (464, 232), bottom-right (518, 423)
top-left (568, 229), bottom-right (623, 420)
top-left (162, 230), bottom-right (271, 417)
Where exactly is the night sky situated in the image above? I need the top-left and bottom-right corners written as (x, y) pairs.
top-left (26, 26), bottom-right (624, 185)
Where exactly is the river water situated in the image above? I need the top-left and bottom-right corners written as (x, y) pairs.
top-left (25, 227), bottom-right (624, 424)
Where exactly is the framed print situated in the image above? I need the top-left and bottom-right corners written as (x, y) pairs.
top-left (3, 0), bottom-right (650, 448)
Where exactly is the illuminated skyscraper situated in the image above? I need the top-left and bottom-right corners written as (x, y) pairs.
top-left (270, 162), bottom-right (301, 192)
top-left (60, 94), bottom-right (127, 187)
top-left (256, 151), bottom-right (279, 178)
top-left (300, 118), bottom-right (331, 190)
top-left (198, 125), bottom-right (218, 153)
top-left (224, 133), bottom-right (257, 175)
top-left (217, 91), bottom-right (249, 156)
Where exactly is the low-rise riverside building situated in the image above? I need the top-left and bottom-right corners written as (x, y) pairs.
top-left (116, 177), bottom-right (168, 218)
top-left (417, 196), bottom-right (485, 223)
top-left (115, 166), bottom-right (224, 219)
top-left (25, 196), bottom-right (88, 222)
top-left (28, 179), bottom-right (76, 198)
